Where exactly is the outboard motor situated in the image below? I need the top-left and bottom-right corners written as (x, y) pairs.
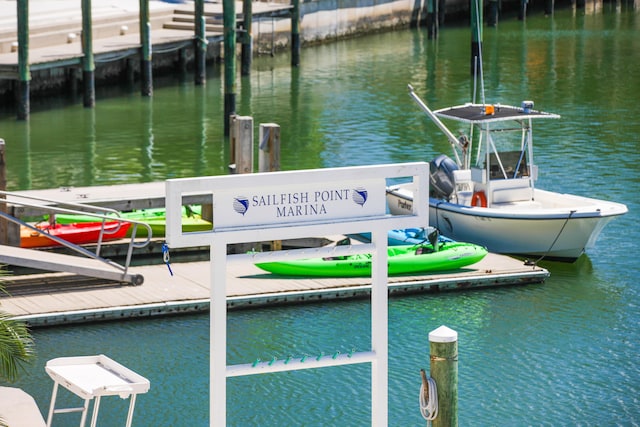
top-left (429, 154), bottom-right (458, 200)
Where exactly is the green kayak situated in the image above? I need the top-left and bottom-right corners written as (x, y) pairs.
top-left (254, 241), bottom-right (488, 277)
top-left (54, 206), bottom-right (212, 237)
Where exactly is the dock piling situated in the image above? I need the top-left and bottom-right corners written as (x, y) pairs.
top-left (229, 116), bottom-right (254, 175)
top-left (223, 0), bottom-right (237, 135)
top-left (194, 0), bottom-right (207, 85)
top-left (241, 0), bottom-right (253, 76)
top-left (139, 0), bottom-right (153, 97)
top-left (429, 325), bottom-right (458, 427)
top-left (16, 0), bottom-right (30, 120)
top-left (259, 123), bottom-right (281, 251)
top-left (258, 123), bottom-right (281, 173)
top-left (426, 0), bottom-right (439, 39)
top-left (81, 0), bottom-right (95, 108)
top-left (291, 0), bottom-right (301, 67)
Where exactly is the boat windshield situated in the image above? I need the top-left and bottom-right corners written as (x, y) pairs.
top-left (473, 120), bottom-right (532, 180)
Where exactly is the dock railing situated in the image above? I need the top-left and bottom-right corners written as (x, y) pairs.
top-left (0, 190), bottom-right (152, 285)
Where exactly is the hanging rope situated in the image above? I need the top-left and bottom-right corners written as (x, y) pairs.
top-left (525, 210), bottom-right (576, 267)
top-left (419, 369), bottom-right (438, 423)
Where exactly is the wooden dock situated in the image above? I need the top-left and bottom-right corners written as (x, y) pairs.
top-left (0, 2), bottom-right (292, 77)
top-left (1, 250), bottom-right (548, 327)
top-left (1, 181), bottom-right (548, 327)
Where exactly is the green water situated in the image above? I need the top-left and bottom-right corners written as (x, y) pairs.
top-left (2, 7), bottom-right (639, 426)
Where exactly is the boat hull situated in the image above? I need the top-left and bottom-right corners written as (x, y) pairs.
top-left (255, 242), bottom-right (487, 277)
top-left (386, 185), bottom-right (627, 262)
top-left (55, 207), bottom-right (212, 237)
top-left (20, 221), bottom-right (131, 248)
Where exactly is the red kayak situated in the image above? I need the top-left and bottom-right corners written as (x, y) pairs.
top-left (20, 221), bottom-right (131, 248)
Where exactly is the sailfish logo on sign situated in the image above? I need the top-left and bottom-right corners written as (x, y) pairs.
top-left (352, 187), bottom-right (368, 207)
top-left (233, 196), bottom-right (249, 215)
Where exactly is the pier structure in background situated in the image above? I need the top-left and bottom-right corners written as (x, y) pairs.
top-left (165, 162), bottom-right (431, 427)
top-left (3, 1), bottom-right (293, 120)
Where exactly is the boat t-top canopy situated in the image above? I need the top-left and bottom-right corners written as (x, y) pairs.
top-left (434, 103), bottom-right (560, 124)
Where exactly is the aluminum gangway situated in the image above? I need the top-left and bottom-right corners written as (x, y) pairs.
top-left (0, 190), bottom-right (152, 285)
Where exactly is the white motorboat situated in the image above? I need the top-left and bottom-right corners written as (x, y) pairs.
top-left (386, 85), bottom-right (628, 263)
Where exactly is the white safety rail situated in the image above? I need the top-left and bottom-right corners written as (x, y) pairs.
top-left (165, 162), bottom-right (429, 427)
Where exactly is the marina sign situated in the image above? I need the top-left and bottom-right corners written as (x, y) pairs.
top-left (165, 163), bottom-right (429, 248)
top-left (217, 181), bottom-right (384, 228)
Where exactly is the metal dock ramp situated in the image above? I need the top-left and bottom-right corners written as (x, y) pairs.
top-left (0, 245), bottom-right (144, 285)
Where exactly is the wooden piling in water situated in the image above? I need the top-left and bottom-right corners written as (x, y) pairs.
top-left (194, 0), bottom-right (207, 85)
top-left (259, 123), bottom-right (281, 250)
top-left (487, 0), bottom-right (499, 26)
top-left (229, 116), bottom-right (253, 175)
top-left (429, 325), bottom-right (458, 427)
top-left (518, 0), bottom-right (528, 19)
top-left (81, 0), bottom-right (95, 108)
top-left (426, 0), bottom-right (439, 39)
top-left (16, 0), bottom-right (30, 121)
top-left (223, 0), bottom-right (237, 135)
top-left (241, 0), bottom-right (253, 76)
top-left (291, 0), bottom-right (301, 67)
top-left (139, 0), bottom-right (153, 97)
top-left (258, 123), bottom-right (281, 173)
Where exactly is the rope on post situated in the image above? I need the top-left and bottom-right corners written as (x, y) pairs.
top-left (419, 368), bottom-right (438, 422)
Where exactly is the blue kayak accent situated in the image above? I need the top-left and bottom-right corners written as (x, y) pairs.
top-left (349, 227), bottom-right (454, 246)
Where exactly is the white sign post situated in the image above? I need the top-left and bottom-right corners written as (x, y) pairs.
top-left (165, 162), bottom-right (429, 426)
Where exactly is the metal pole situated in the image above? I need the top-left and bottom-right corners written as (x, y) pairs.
top-left (211, 242), bottom-right (227, 426)
top-left (371, 228), bottom-right (389, 426)
top-left (429, 326), bottom-right (458, 427)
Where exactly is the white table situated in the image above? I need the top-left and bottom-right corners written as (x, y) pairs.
top-left (45, 354), bottom-right (150, 427)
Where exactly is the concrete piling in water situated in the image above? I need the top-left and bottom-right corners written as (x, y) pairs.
top-left (429, 325), bottom-right (458, 427)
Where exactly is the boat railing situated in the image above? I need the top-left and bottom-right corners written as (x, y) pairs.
top-left (0, 190), bottom-right (153, 284)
